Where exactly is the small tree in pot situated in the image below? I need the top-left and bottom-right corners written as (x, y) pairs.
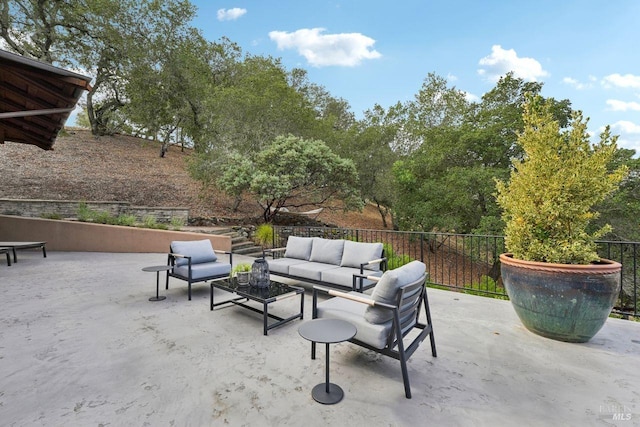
top-left (496, 94), bottom-right (628, 342)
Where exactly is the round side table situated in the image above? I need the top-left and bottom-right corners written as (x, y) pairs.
top-left (142, 265), bottom-right (172, 301)
top-left (299, 318), bottom-right (357, 404)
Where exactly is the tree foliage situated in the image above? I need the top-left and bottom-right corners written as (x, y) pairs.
top-left (392, 73), bottom-right (574, 234)
top-left (216, 135), bottom-right (362, 222)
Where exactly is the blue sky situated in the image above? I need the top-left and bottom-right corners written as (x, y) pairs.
top-left (191, 0), bottom-right (640, 153)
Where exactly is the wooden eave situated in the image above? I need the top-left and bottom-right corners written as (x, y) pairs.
top-left (0, 49), bottom-right (92, 150)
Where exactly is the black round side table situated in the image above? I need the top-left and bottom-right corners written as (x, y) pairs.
top-left (298, 318), bottom-right (357, 404)
top-left (142, 265), bottom-right (171, 301)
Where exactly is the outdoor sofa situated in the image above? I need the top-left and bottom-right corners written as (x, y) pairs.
top-left (264, 236), bottom-right (386, 292)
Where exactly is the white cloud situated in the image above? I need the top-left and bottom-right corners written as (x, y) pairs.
top-left (562, 77), bottom-right (593, 90)
top-left (446, 73), bottom-right (458, 82)
top-left (268, 28), bottom-right (382, 67)
top-left (611, 120), bottom-right (640, 134)
top-left (606, 99), bottom-right (640, 112)
top-left (477, 45), bottom-right (548, 82)
top-left (464, 91), bottom-right (480, 103)
top-left (602, 73), bottom-right (640, 89)
top-left (217, 8), bottom-right (247, 21)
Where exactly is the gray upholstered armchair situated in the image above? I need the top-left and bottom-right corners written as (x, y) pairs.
top-left (166, 239), bottom-right (232, 300)
top-left (312, 260), bottom-right (436, 398)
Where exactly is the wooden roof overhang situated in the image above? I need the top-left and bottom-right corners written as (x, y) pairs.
top-left (0, 49), bottom-right (92, 150)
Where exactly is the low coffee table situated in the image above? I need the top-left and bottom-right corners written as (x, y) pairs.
top-left (299, 318), bottom-right (357, 404)
top-left (210, 277), bottom-right (304, 335)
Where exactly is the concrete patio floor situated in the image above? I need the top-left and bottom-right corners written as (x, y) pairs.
top-left (1, 251), bottom-right (638, 426)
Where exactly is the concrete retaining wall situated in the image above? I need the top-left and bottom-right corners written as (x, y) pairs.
top-left (0, 215), bottom-right (230, 253)
top-left (0, 199), bottom-right (189, 225)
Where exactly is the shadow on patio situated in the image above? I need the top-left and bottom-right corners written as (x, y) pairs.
top-left (1, 251), bottom-right (638, 426)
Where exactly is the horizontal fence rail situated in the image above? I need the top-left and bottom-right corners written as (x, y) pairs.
top-left (271, 226), bottom-right (639, 318)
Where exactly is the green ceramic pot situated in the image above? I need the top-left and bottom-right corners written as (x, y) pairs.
top-left (500, 253), bottom-right (621, 343)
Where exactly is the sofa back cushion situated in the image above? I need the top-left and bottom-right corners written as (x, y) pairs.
top-left (340, 241), bottom-right (384, 271)
top-left (309, 238), bottom-right (345, 265)
top-left (364, 261), bottom-right (426, 324)
top-left (284, 236), bottom-right (314, 260)
top-left (171, 239), bottom-right (217, 267)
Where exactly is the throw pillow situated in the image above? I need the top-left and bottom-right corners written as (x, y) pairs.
top-left (171, 240), bottom-right (217, 267)
top-left (308, 238), bottom-right (345, 265)
top-left (284, 236), bottom-right (314, 260)
top-left (340, 241), bottom-right (383, 271)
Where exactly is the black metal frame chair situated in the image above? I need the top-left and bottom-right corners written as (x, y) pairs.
top-left (312, 272), bottom-right (436, 398)
top-left (165, 241), bottom-right (233, 300)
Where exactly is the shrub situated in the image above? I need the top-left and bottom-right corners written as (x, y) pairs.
top-left (383, 243), bottom-right (413, 270)
top-left (496, 94), bottom-right (628, 264)
top-left (255, 224), bottom-right (274, 247)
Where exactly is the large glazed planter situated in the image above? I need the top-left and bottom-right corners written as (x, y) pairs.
top-left (499, 253), bottom-right (621, 343)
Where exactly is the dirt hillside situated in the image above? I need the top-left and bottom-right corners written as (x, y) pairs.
top-left (0, 129), bottom-right (389, 229)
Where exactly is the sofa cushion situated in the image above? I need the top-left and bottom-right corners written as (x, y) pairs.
top-left (284, 236), bottom-right (314, 260)
top-left (340, 241), bottom-right (384, 271)
top-left (321, 267), bottom-right (382, 290)
top-left (267, 258), bottom-right (309, 275)
top-left (316, 293), bottom-right (392, 349)
top-left (173, 262), bottom-right (230, 281)
top-left (364, 261), bottom-right (426, 324)
top-left (171, 240), bottom-right (217, 267)
top-left (309, 238), bottom-right (345, 265)
top-left (289, 262), bottom-right (340, 281)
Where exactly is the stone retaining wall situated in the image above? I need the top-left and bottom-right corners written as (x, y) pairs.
top-left (0, 199), bottom-right (188, 225)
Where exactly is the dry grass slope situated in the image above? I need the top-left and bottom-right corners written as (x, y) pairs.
top-left (0, 129), bottom-right (389, 229)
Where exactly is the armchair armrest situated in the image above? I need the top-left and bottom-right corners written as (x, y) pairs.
top-left (359, 256), bottom-right (388, 272)
top-left (169, 253), bottom-right (190, 258)
top-left (214, 250), bottom-right (233, 266)
top-left (263, 247), bottom-right (286, 258)
top-left (167, 253), bottom-right (192, 267)
top-left (352, 272), bottom-right (381, 292)
top-left (312, 285), bottom-right (396, 319)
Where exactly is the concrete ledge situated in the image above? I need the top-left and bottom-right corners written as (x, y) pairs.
top-left (0, 215), bottom-right (230, 253)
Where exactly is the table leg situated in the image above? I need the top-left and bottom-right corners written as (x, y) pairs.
top-left (311, 342), bottom-right (345, 404)
top-left (263, 300), bottom-right (269, 336)
top-left (149, 271), bottom-right (166, 302)
top-left (325, 342), bottom-right (330, 393)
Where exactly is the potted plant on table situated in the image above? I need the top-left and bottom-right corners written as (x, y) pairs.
top-left (232, 263), bottom-right (252, 286)
top-left (496, 94), bottom-right (628, 343)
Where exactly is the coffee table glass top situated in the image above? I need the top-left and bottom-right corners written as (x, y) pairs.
top-left (216, 277), bottom-right (301, 300)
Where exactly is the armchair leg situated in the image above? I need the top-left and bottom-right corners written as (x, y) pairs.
top-left (423, 291), bottom-right (437, 357)
top-left (188, 282), bottom-right (192, 301)
top-left (399, 349), bottom-right (412, 399)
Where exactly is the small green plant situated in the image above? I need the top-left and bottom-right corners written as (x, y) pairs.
top-left (141, 215), bottom-right (168, 230)
top-left (496, 94), bottom-right (628, 264)
top-left (77, 202), bottom-right (92, 222)
top-left (115, 214), bottom-right (137, 226)
top-left (169, 217), bottom-right (184, 230)
top-left (255, 224), bottom-right (274, 247)
top-left (383, 243), bottom-right (413, 269)
top-left (231, 263), bottom-right (252, 276)
top-left (40, 212), bottom-right (62, 220)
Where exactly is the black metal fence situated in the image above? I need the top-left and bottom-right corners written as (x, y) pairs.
top-left (271, 226), bottom-right (639, 318)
